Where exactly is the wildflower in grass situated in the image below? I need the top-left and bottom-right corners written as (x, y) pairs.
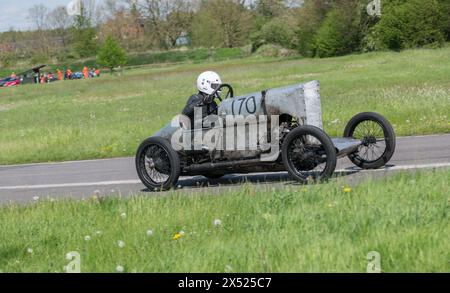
top-left (27, 248), bottom-right (33, 254)
top-left (225, 265), bottom-right (233, 273)
top-left (116, 265), bottom-right (124, 273)
top-left (121, 212), bottom-right (127, 219)
top-left (262, 213), bottom-right (274, 222)
top-left (343, 187), bottom-right (352, 193)
top-left (91, 195), bottom-right (98, 201)
top-left (32, 196), bottom-right (40, 201)
top-left (94, 190), bottom-right (101, 196)
top-left (173, 233), bottom-right (183, 241)
top-left (84, 235), bottom-right (91, 241)
top-left (95, 231), bottom-right (102, 236)
top-left (146, 229), bottom-right (153, 237)
top-left (118, 240), bottom-right (125, 248)
top-left (213, 219), bottom-right (222, 227)
top-left (328, 201), bottom-right (338, 208)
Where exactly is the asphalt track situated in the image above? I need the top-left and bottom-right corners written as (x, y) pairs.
top-left (0, 134), bottom-right (449, 204)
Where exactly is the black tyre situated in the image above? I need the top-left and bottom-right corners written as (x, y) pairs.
top-left (344, 112), bottom-right (396, 169)
top-left (136, 137), bottom-right (181, 191)
top-left (282, 126), bottom-right (337, 183)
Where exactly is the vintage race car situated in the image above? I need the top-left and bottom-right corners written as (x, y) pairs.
top-left (136, 81), bottom-right (396, 190)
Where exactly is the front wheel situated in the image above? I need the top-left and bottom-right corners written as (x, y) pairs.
top-left (136, 137), bottom-right (181, 191)
top-left (344, 112), bottom-right (396, 169)
top-left (282, 126), bottom-right (337, 183)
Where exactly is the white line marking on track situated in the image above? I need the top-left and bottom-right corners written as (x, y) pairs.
top-left (0, 163), bottom-right (449, 191)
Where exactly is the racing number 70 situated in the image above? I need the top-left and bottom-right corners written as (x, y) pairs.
top-left (231, 96), bottom-right (257, 115)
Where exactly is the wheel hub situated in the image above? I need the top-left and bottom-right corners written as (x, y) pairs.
top-left (362, 136), bottom-right (377, 146)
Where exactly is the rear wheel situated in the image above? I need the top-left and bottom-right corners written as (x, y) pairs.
top-left (282, 126), bottom-right (337, 183)
top-left (344, 112), bottom-right (396, 169)
top-left (136, 137), bottom-right (181, 191)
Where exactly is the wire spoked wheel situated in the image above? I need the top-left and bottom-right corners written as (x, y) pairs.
top-left (344, 112), bottom-right (396, 169)
top-left (282, 126), bottom-right (337, 183)
top-left (136, 137), bottom-right (180, 191)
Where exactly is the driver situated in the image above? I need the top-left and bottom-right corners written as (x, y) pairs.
top-left (182, 71), bottom-right (222, 126)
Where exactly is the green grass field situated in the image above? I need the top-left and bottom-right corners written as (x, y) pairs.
top-left (0, 169), bottom-right (448, 273)
top-left (0, 46), bottom-right (449, 165)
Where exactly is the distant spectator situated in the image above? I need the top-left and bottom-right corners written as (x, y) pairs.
top-left (11, 72), bottom-right (17, 79)
top-left (83, 66), bottom-right (89, 79)
top-left (94, 68), bottom-right (101, 77)
top-left (66, 68), bottom-right (73, 80)
top-left (57, 69), bottom-right (63, 81)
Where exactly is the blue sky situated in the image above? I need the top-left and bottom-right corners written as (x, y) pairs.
top-left (0, 0), bottom-right (80, 32)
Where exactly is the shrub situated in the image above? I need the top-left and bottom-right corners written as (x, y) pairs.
top-left (0, 52), bottom-right (17, 68)
top-left (313, 3), bottom-right (362, 58)
top-left (255, 44), bottom-right (298, 58)
top-left (251, 18), bottom-right (296, 51)
top-left (97, 36), bottom-right (127, 73)
top-left (372, 0), bottom-right (447, 50)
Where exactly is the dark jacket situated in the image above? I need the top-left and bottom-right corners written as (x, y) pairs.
top-left (182, 92), bottom-right (218, 126)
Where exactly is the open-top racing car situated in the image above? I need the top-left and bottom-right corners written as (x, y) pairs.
top-left (136, 81), bottom-right (396, 191)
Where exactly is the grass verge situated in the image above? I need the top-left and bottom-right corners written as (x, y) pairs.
top-left (0, 169), bottom-right (448, 272)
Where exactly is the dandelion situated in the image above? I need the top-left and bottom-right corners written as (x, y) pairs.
top-left (179, 230), bottom-right (185, 236)
top-left (116, 265), bottom-right (124, 273)
top-left (32, 196), bottom-right (40, 201)
top-left (84, 235), bottom-right (91, 241)
top-left (118, 240), bottom-right (125, 248)
top-left (91, 195), bottom-right (98, 201)
top-left (121, 212), bottom-right (127, 219)
top-left (27, 248), bottom-right (33, 254)
top-left (173, 233), bottom-right (183, 241)
top-left (343, 187), bottom-right (352, 193)
top-left (213, 219), bottom-right (222, 227)
top-left (146, 229), bottom-right (153, 237)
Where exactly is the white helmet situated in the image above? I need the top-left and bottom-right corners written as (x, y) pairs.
top-left (197, 71), bottom-right (222, 95)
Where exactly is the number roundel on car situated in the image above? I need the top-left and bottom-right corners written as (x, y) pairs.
top-left (220, 94), bottom-right (262, 116)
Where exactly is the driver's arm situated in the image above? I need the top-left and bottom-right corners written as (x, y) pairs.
top-left (182, 94), bottom-right (205, 117)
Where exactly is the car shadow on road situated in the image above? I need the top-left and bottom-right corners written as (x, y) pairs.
top-left (140, 169), bottom-right (362, 193)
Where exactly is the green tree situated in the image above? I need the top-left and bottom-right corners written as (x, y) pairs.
top-left (255, 0), bottom-right (285, 18)
top-left (72, 2), bottom-right (98, 57)
top-left (372, 0), bottom-right (447, 50)
top-left (313, 1), bottom-right (362, 57)
top-left (97, 36), bottom-right (127, 73)
top-left (295, 0), bottom-right (333, 56)
top-left (251, 17), bottom-right (297, 50)
top-left (191, 0), bottom-right (252, 48)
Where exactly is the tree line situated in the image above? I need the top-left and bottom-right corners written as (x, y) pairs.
top-left (0, 0), bottom-right (449, 68)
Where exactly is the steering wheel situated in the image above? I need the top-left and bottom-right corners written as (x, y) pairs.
top-left (207, 84), bottom-right (234, 103)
